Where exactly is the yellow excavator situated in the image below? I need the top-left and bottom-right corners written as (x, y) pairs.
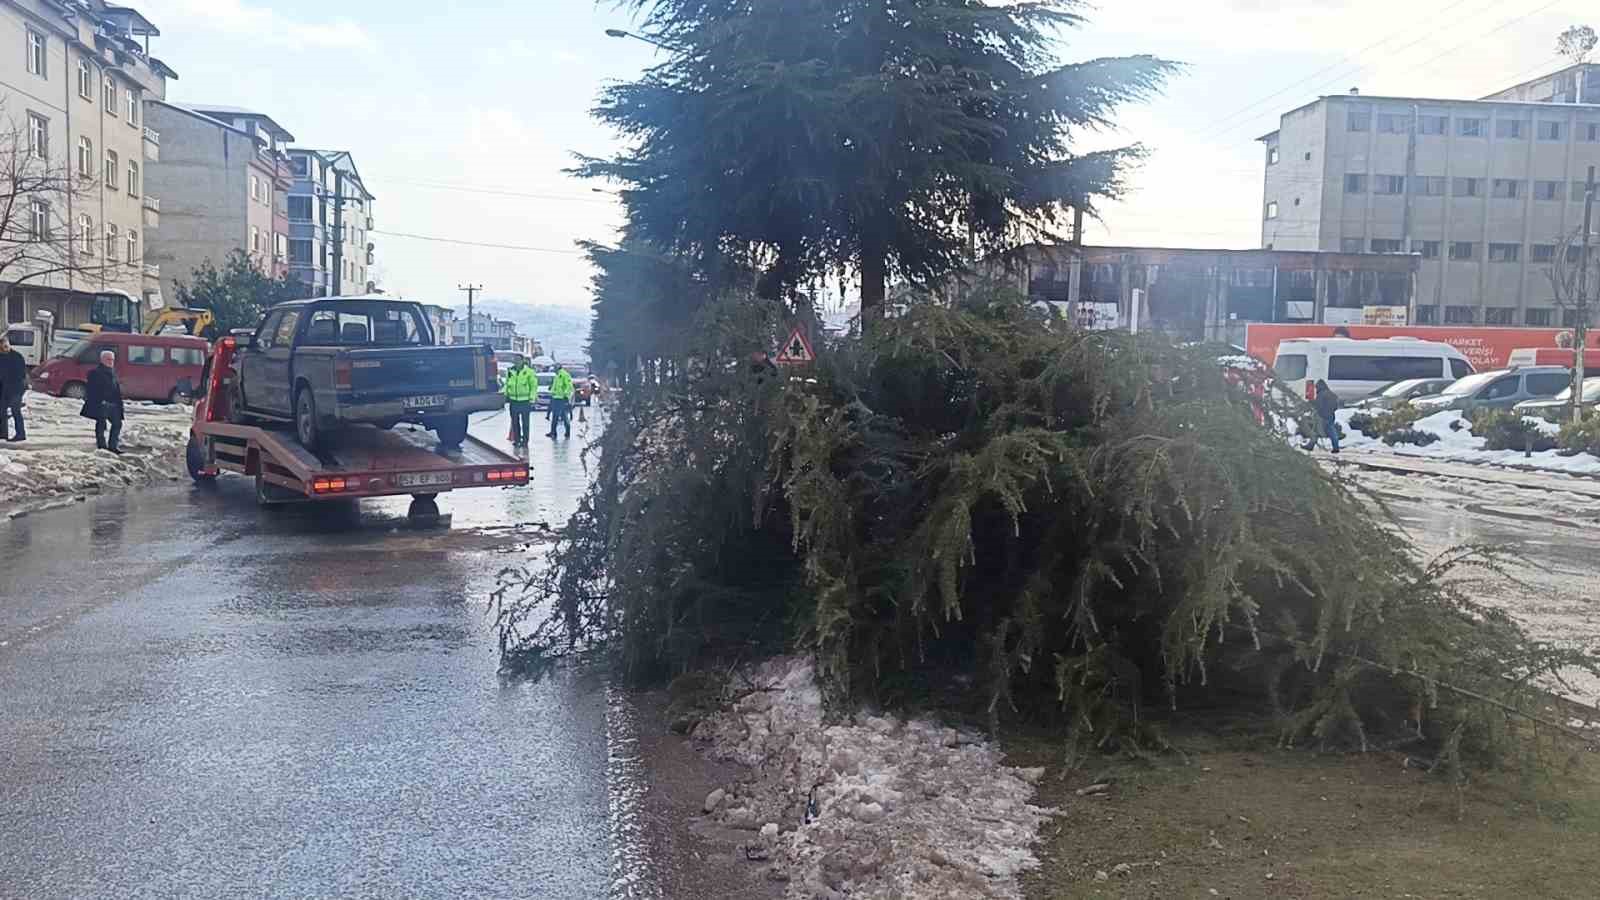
top-left (78, 290), bottom-right (218, 339)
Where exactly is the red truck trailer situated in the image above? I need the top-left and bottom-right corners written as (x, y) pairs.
top-left (185, 336), bottom-right (527, 523)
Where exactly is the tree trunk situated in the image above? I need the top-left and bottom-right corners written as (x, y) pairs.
top-left (860, 240), bottom-right (887, 330)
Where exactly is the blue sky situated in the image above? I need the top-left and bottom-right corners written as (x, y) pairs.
top-left (134, 0), bottom-right (1593, 309)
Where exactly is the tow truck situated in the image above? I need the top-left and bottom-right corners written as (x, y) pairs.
top-left (186, 335), bottom-right (527, 524)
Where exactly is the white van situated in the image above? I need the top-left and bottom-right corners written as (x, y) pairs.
top-left (3, 323), bottom-right (48, 368)
top-left (1271, 337), bottom-right (1473, 402)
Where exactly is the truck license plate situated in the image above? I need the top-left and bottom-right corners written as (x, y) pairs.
top-left (404, 394), bottom-right (446, 409)
top-left (397, 471), bottom-right (453, 488)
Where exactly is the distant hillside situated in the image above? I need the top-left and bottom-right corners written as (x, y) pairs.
top-left (475, 300), bottom-right (592, 363)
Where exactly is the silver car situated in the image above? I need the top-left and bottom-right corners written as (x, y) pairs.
top-left (1350, 378), bottom-right (1457, 411)
top-left (1411, 366), bottom-right (1571, 413)
top-left (1512, 376), bottom-right (1600, 416)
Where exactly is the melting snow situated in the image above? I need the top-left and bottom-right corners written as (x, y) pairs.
top-left (0, 393), bottom-right (191, 513)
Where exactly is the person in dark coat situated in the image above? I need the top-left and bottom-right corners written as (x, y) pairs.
top-left (0, 336), bottom-right (25, 442)
top-left (1312, 379), bottom-right (1341, 454)
top-left (81, 349), bottom-right (124, 454)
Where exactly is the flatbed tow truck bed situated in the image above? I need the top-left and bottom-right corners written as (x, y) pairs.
top-left (187, 336), bottom-right (526, 522)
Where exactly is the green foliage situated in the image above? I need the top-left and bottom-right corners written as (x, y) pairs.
top-left (1349, 403), bottom-right (1424, 439)
top-left (497, 288), bottom-right (1599, 773)
top-left (1382, 428), bottom-right (1439, 447)
top-left (1470, 409), bottom-right (1557, 452)
top-left (581, 0), bottom-right (1177, 314)
top-left (1557, 413), bottom-right (1600, 456)
top-left (173, 249), bottom-right (303, 333)
top-left (1346, 411), bottom-right (1376, 437)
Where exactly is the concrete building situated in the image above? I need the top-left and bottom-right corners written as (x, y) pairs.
top-left (1260, 69), bottom-right (1600, 327)
top-left (450, 310), bottom-right (495, 345)
top-left (142, 103), bottom-right (293, 304)
top-left (1018, 244), bottom-right (1418, 345)
top-left (286, 148), bottom-right (374, 297)
top-left (0, 0), bottom-right (173, 328)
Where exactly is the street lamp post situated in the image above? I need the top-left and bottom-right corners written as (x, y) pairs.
top-left (603, 28), bottom-right (681, 52)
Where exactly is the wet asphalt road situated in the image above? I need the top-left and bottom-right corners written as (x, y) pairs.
top-left (0, 408), bottom-right (615, 899)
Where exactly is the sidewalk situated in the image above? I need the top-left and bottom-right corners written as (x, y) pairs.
top-left (1321, 448), bottom-right (1600, 498)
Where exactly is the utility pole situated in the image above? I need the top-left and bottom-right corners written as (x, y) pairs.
top-left (459, 284), bottom-right (482, 345)
top-left (1577, 165), bottom-right (1595, 423)
top-left (331, 167), bottom-right (345, 296)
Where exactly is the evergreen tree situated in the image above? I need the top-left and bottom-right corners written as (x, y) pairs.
top-left (173, 250), bottom-right (302, 334)
top-left (582, 0), bottom-right (1176, 321)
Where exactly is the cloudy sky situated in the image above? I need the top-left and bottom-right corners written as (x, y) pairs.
top-left (137, 0), bottom-right (1596, 309)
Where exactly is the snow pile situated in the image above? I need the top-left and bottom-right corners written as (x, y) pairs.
top-left (1333, 407), bottom-right (1600, 476)
top-left (694, 657), bottom-right (1055, 899)
top-left (0, 392), bottom-right (191, 513)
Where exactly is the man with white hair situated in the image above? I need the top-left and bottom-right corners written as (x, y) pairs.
top-left (80, 348), bottom-right (124, 454)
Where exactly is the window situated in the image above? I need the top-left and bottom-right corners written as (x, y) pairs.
top-left (1458, 117), bottom-right (1486, 137)
top-left (1569, 245), bottom-right (1587, 264)
top-left (77, 59), bottom-right (91, 100)
top-left (105, 223), bottom-right (117, 258)
top-left (1531, 243), bottom-right (1557, 262)
top-left (1574, 181), bottom-right (1595, 201)
top-left (1377, 113), bottom-right (1407, 133)
top-left (28, 199), bottom-right (48, 241)
top-left (1444, 305), bottom-right (1477, 323)
top-left (1327, 356), bottom-right (1447, 382)
top-left (1416, 176), bottom-right (1446, 196)
top-left (1535, 180), bottom-right (1563, 201)
top-left (77, 136), bottom-right (93, 177)
top-left (1585, 122), bottom-right (1600, 142)
top-left (77, 214), bottom-right (93, 255)
top-left (1370, 238), bottom-right (1403, 253)
top-left (1415, 305), bottom-right (1438, 324)
top-left (1303, 151), bottom-right (1312, 161)
top-left (1347, 109), bottom-right (1371, 132)
top-left (1528, 372), bottom-right (1570, 395)
top-left (1374, 175), bottom-right (1405, 195)
top-left (126, 88), bottom-right (138, 125)
top-left (127, 344), bottom-right (166, 365)
top-left (1481, 376), bottom-right (1520, 400)
top-left (290, 156), bottom-right (308, 176)
top-left (1265, 201), bottom-right (1278, 219)
top-left (1267, 146), bottom-right (1279, 165)
top-left (126, 229), bottom-right (137, 264)
top-left (288, 195), bottom-right (312, 221)
top-left (1453, 177), bottom-right (1482, 197)
top-left (256, 311), bottom-right (284, 349)
top-left (1495, 119), bottom-right (1526, 139)
top-left (1273, 354), bottom-right (1308, 381)
top-left (250, 174), bottom-right (262, 204)
top-left (127, 161), bottom-right (138, 197)
top-left (1449, 241), bottom-right (1476, 260)
top-left (289, 239), bottom-right (313, 264)
top-left (104, 149), bottom-right (118, 189)
top-left (1450, 358), bottom-right (1472, 379)
top-left (1566, 308), bottom-right (1588, 327)
top-left (1491, 178), bottom-right (1521, 199)
top-left (1344, 173), bottom-right (1367, 194)
top-left (1484, 308), bottom-right (1516, 325)
top-left (102, 75), bottom-right (116, 112)
top-left (273, 310), bottom-right (302, 346)
top-left (1340, 237), bottom-right (1365, 253)
top-left (1538, 121), bottom-right (1563, 140)
top-left (1419, 115), bottom-right (1448, 135)
top-left (1525, 307), bottom-right (1554, 326)
top-left (170, 347), bottom-right (204, 367)
top-left (274, 232), bottom-right (287, 260)
top-left (250, 225), bottom-right (261, 254)
top-left (1488, 243), bottom-right (1520, 262)
top-left (1418, 240), bottom-right (1441, 259)
top-left (25, 29), bottom-right (44, 78)
top-left (27, 113), bottom-right (47, 158)
top-left (303, 303), bottom-right (427, 346)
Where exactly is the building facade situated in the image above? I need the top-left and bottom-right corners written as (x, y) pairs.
top-left (0, 0), bottom-right (172, 328)
top-left (1260, 71), bottom-right (1600, 327)
top-left (286, 148), bottom-right (374, 297)
top-left (142, 103), bottom-right (292, 304)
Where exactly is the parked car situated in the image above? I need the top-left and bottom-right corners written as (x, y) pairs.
top-left (1349, 378), bottom-right (1458, 410)
top-left (1512, 376), bottom-right (1600, 416)
top-left (1272, 337), bottom-right (1474, 402)
top-left (228, 297), bottom-right (503, 450)
top-left (1411, 365), bottom-right (1571, 413)
top-left (534, 371), bottom-right (555, 410)
top-left (29, 332), bottom-right (208, 402)
top-left (3, 322), bottom-right (47, 368)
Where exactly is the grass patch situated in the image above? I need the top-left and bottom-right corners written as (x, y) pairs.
top-left (1012, 718), bottom-right (1600, 899)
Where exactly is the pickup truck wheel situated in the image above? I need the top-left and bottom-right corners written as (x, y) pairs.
top-left (295, 386), bottom-right (323, 452)
top-left (186, 436), bottom-right (216, 482)
top-left (431, 413), bottom-right (468, 448)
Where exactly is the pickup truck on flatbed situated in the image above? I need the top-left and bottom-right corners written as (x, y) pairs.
top-left (229, 296), bottom-right (502, 450)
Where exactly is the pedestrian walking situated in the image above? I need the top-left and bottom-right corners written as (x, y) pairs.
top-left (502, 354), bottom-right (537, 448)
top-left (1312, 379), bottom-right (1342, 454)
top-left (82, 349), bottom-right (125, 454)
top-left (547, 362), bottom-right (575, 439)
top-left (0, 336), bottom-right (25, 442)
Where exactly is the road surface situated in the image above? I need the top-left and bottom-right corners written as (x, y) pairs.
top-left (0, 407), bottom-right (626, 899)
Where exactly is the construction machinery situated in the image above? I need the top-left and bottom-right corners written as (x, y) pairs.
top-left (76, 290), bottom-right (218, 339)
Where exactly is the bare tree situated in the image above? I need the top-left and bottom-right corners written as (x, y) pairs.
top-left (1548, 178), bottom-right (1599, 420)
top-left (1558, 25), bottom-right (1598, 64)
top-left (0, 107), bottom-right (126, 318)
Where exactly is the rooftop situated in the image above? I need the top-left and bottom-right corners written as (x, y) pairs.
top-left (187, 105), bottom-right (295, 142)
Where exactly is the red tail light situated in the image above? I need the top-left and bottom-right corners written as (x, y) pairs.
top-left (311, 477), bottom-right (349, 493)
top-left (486, 466), bottom-right (528, 483)
top-left (335, 359), bottom-right (352, 389)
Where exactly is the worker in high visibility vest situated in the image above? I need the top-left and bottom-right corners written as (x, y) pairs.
top-left (547, 363), bottom-right (575, 439)
top-left (502, 355), bottom-right (538, 448)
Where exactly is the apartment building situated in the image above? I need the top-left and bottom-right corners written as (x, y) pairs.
top-left (286, 148), bottom-right (374, 297)
top-left (142, 103), bottom-right (293, 304)
top-left (1260, 67), bottom-right (1600, 327)
top-left (0, 0), bottom-right (172, 328)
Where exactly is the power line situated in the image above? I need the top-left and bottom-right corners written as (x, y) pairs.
top-left (379, 177), bottom-right (619, 206)
top-left (373, 229), bottom-right (587, 255)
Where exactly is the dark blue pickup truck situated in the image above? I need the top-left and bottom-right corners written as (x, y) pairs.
top-left (229, 297), bottom-right (503, 450)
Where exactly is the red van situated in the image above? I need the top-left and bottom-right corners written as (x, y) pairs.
top-left (29, 332), bottom-right (208, 403)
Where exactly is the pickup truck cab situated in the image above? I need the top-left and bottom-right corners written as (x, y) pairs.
top-left (231, 296), bottom-right (502, 450)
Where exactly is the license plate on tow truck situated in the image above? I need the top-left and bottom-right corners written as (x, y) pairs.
top-left (405, 394), bottom-right (446, 409)
top-left (397, 471), bottom-right (453, 488)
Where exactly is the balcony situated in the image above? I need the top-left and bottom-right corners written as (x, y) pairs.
top-left (142, 126), bottom-right (159, 162)
top-left (365, 250), bottom-right (375, 265)
top-left (142, 262), bottom-right (159, 279)
top-left (142, 194), bottom-right (159, 228)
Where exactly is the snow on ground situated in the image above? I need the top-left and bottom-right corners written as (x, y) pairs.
top-left (1332, 407), bottom-right (1600, 476)
top-left (0, 392), bottom-right (191, 514)
top-left (694, 657), bottom-right (1054, 899)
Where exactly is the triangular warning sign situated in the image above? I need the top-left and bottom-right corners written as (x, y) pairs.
top-left (774, 326), bottom-right (815, 365)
